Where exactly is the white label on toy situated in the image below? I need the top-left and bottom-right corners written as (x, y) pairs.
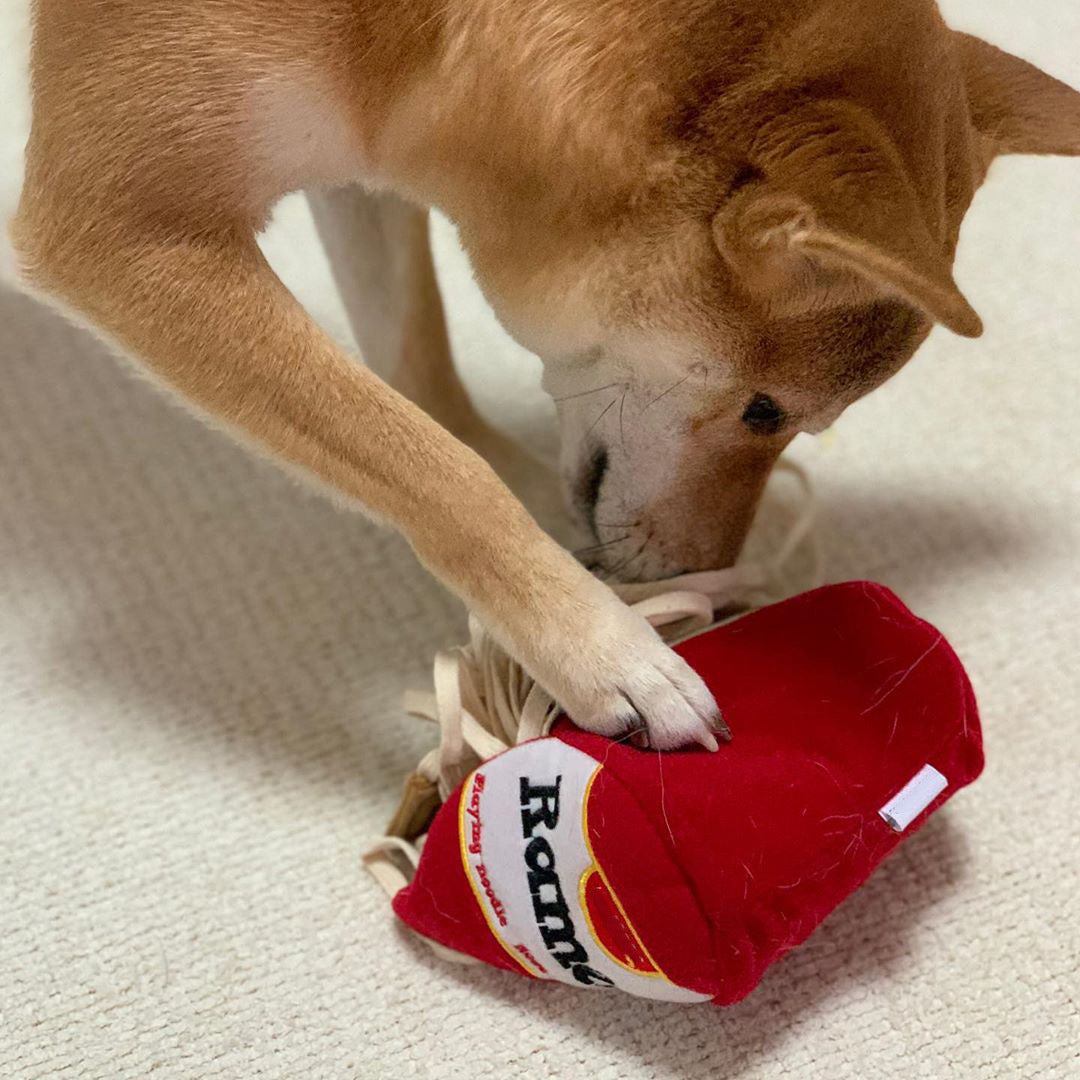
top-left (879, 764), bottom-right (948, 832)
top-left (458, 740), bottom-right (710, 1003)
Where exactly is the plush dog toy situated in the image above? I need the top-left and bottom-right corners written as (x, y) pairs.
top-left (365, 579), bottom-right (983, 1005)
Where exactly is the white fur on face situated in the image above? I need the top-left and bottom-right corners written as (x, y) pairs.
top-left (541, 330), bottom-right (736, 566)
top-left (482, 248), bottom-right (756, 579)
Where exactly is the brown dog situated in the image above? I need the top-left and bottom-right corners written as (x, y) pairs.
top-left (3, 1), bottom-right (1078, 749)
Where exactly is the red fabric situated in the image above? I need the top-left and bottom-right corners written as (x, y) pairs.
top-left (392, 582), bottom-right (983, 1004)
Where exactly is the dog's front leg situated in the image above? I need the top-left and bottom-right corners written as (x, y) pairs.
top-left (13, 211), bottom-right (721, 750)
top-left (307, 187), bottom-right (479, 437)
top-left (307, 187), bottom-right (567, 535)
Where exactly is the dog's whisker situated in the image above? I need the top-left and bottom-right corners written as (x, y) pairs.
top-left (554, 382), bottom-right (621, 403)
top-left (573, 535), bottom-right (630, 555)
top-left (618, 391), bottom-right (628, 450)
top-left (585, 398), bottom-right (617, 438)
top-left (604, 534), bottom-right (651, 578)
top-left (642, 371), bottom-right (691, 410)
top-left (593, 519), bottom-right (639, 529)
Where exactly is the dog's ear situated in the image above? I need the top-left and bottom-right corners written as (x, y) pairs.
top-left (955, 33), bottom-right (1080, 159)
top-left (712, 102), bottom-right (983, 338)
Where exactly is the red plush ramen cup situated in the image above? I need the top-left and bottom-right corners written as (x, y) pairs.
top-left (373, 582), bottom-right (983, 1005)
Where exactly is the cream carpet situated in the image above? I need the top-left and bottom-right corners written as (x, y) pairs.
top-left (2, 3), bottom-right (1078, 1077)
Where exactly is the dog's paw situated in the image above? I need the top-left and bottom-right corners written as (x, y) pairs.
top-left (525, 593), bottom-right (729, 751)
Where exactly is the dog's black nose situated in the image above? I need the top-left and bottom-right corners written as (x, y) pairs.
top-left (575, 447), bottom-right (609, 524)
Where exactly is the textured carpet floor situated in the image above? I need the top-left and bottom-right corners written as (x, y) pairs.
top-left (2, 4), bottom-right (1078, 1077)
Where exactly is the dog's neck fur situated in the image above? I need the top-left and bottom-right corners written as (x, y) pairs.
top-left (362, 1), bottom-right (973, 241)
top-left (368, 2), bottom-right (678, 235)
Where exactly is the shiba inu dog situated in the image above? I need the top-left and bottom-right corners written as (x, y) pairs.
top-left (4, 2), bottom-right (1078, 747)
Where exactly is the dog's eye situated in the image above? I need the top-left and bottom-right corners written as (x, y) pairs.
top-left (741, 394), bottom-right (785, 435)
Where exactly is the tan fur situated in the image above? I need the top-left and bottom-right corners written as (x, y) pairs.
top-left (9, 0), bottom-right (1080, 746)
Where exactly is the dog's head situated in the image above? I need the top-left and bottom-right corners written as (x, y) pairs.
top-left (454, 17), bottom-right (1080, 580)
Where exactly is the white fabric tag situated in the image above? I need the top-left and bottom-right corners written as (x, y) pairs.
top-left (879, 764), bottom-right (948, 832)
